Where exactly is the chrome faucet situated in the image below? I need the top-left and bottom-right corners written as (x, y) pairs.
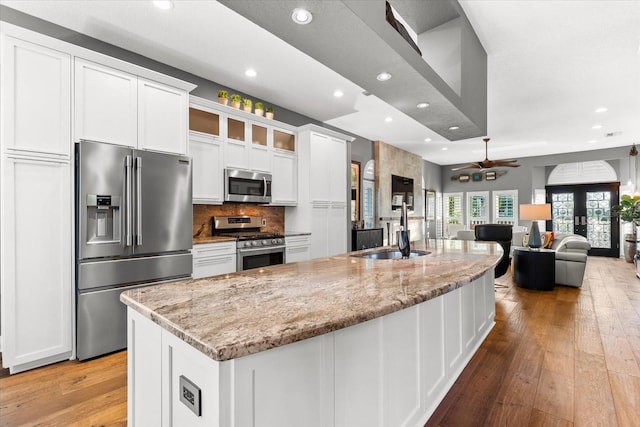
top-left (398, 201), bottom-right (411, 258)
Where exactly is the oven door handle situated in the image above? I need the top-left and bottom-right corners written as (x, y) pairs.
top-left (237, 245), bottom-right (286, 255)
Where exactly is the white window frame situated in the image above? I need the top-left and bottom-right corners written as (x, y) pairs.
top-left (492, 190), bottom-right (519, 225)
top-left (443, 192), bottom-right (463, 237)
top-left (467, 191), bottom-right (489, 228)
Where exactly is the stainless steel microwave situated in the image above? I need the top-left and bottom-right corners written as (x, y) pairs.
top-left (224, 169), bottom-right (272, 203)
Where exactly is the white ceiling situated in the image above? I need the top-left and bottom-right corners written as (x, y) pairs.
top-left (2, 0), bottom-right (639, 166)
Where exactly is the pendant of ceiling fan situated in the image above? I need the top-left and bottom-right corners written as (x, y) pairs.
top-left (451, 137), bottom-right (520, 171)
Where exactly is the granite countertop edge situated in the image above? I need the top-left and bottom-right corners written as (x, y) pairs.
top-left (121, 240), bottom-right (502, 363)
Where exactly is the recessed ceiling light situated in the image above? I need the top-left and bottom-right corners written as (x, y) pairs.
top-left (152, 0), bottom-right (173, 10)
top-left (384, 117), bottom-right (393, 123)
top-left (424, 138), bottom-right (432, 142)
top-left (417, 102), bottom-right (429, 109)
top-left (442, 147), bottom-right (448, 151)
top-left (333, 90), bottom-right (344, 97)
top-left (589, 140), bottom-right (597, 144)
top-left (376, 72), bottom-right (392, 81)
top-left (244, 69), bottom-right (257, 77)
top-left (292, 8), bottom-right (312, 24)
top-left (595, 107), bottom-right (608, 113)
top-left (592, 124), bottom-right (602, 130)
top-left (448, 126), bottom-right (460, 130)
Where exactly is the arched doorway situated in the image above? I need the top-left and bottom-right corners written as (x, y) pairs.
top-left (546, 161), bottom-right (619, 257)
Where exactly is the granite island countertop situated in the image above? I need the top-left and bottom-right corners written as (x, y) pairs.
top-left (121, 239), bottom-right (501, 362)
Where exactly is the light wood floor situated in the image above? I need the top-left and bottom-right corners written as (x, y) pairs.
top-left (1, 256), bottom-right (638, 426)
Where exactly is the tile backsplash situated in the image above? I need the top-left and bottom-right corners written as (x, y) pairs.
top-left (193, 204), bottom-right (285, 238)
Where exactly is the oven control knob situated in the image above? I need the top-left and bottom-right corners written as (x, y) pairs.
top-left (277, 238), bottom-right (284, 244)
top-left (252, 241), bottom-right (259, 247)
top-left (271, 239), bottom-right (277, 244)
top-left (262, 240), bottom-right (268, 245)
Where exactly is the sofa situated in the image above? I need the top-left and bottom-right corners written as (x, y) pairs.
top-left (550, 233), bottom-right (591, 287)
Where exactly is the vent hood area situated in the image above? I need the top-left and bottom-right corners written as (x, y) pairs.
top-left (219, 0), bottom-right (487, 141)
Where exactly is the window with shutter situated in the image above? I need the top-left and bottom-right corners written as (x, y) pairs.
top-left (493, 190), bottom-right (518, 225)
top-left (467, 191), bottom-right (489, 228)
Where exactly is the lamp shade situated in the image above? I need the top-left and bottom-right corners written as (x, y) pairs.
top-left (520, 203), bottom-right (552, 221)
top-left (520, 204), bottom-right (551, 249)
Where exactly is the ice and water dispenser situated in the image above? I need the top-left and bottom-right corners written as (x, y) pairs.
top-left (85, 194), bottom-right (121, 244)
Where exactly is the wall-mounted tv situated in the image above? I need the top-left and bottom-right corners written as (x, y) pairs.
top-left (391, 174), bottom-right (414, 211)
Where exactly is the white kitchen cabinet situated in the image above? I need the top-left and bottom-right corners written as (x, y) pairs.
top-left (74, 58), bottom-right (137, 148)
top-left (249, 123), bottom-right (270, 172)
top-left (309, 133), bottom-right (331, 202)
top-left (192, 242), bottom-right (237, 279)
top-left (74, 60), bottom-right (189, 155)
top-left (138, 77), bottom-right (188, 155)
top-left (1, 33), bottom-right (73, 374)
top-left (327, 203), bottom-right (348, 256)
top-left (328, 138), bottom-right (347, 203)
top-left (270, 151), bottom-right (297, 206)
top-left (189, 132), bottom-right (224, 204)
top-left (286, 125), bottom-right (352, 260)
top-left (1, 36), bottom-right (71, 158)
top-left (285, 235), bottom-right (311, 263)
top-left (126, 271), bottom-right (495, 426)
top-left (225, 116), bottom-right (249, 170)
top-left (1, 156), bottom-right (73, 373)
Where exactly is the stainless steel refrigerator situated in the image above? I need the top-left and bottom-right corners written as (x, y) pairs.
top-left (75, 140), bottom-right (192, 360)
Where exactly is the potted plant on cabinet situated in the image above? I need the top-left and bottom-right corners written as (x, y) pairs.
top-left (265, 106), bottom-right (274, 120)
top-left (217, 90), bottom-right (229, 106)
top-left (230, 94), bottom-right (241, 109)
top-left (242, 98), bottom-right (253, 113)
top-left (254, 102), bottom-right (264, 117)
top-left (613, 194), bottom-right (640, 262)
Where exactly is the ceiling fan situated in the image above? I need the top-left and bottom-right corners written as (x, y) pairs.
top-left (451, 138), bottom-right (520, 171)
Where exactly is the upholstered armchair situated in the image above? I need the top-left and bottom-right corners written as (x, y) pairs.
top-left (551, 234), bottom-right (591, 287)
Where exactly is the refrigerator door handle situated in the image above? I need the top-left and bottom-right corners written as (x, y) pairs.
top-left (125, 155), bottom-right (133, 246)
top-left (136, 156), bottom-right (143, 246)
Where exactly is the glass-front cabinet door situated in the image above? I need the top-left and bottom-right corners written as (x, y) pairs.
top-left (250, 124), bottom-right (269, 172)
top-left (546, 183), bottom-right (620, 257)
top-left (225, 117), bottom-right (249, 169)
top-left (273, 129), bottom-right (295, 153)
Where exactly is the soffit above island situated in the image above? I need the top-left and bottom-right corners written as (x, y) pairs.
top-left (219, 0), bottom-right (487, 142)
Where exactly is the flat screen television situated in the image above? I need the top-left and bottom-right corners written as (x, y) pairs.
top-left (391, 174), bottom-right (414, 211)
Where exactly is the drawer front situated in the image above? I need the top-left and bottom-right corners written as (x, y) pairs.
top-left (193, 254), bottom-right (237, 279)
top-left (193, 242), bottom-right (236, 258)
top-left (285, 235), bottom-right (311, 247)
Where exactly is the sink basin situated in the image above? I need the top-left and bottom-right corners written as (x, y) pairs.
top-left (351, 249), bottom-right (431, 260)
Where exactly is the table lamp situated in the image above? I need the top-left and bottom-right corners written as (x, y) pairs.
top-left (520, 204), bottom-right (552, 249)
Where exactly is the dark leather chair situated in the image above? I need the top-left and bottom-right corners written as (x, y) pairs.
top-left (474, 224), bottom-right (513, 279)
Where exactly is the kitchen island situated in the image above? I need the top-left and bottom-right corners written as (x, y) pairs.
top-left (121, 239), bottom-right (501, 427)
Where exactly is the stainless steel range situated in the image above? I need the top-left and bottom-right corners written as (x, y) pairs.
top-left (212, 216), bottom-right (285, 271)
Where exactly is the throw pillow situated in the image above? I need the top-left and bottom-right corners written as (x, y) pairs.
top-left (542, 231), bottom-right (555, 249)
